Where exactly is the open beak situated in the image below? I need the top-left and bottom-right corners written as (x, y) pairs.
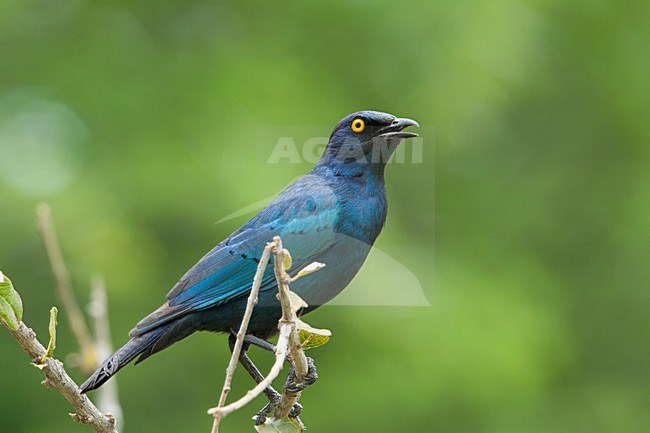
top-left (376, 117), bottom-right (419, 139)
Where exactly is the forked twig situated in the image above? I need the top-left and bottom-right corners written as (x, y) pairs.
top-left (208, 236), bottom-right (323, 432)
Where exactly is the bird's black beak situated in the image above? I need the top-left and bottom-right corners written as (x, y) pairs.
top-left (375, 117), bottom-right (420, 139)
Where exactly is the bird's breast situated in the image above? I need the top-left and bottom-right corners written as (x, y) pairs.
top-left (334, 177), bottom-right (388, 246)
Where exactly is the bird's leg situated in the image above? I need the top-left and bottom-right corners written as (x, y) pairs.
top-left (283, 356), bottom-right (319, 393)
top-left (227, 334), bottom-right (280, 402)
top-left (227, 334), bottom-right (303, 424)
top-left (229, 328), bottom-right (276, 353)
top-left (243, 334), bottom-right (276, 353)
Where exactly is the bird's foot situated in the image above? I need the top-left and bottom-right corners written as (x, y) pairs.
top-left (254, 400), bottom-right (274, 426)
top-left (284, 357), bottom-right (318, 393)
top-left (254, 395), bottom-right (303, 425)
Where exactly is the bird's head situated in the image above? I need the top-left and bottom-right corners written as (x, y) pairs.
top-left (316, 110), bottom-right (419, 176)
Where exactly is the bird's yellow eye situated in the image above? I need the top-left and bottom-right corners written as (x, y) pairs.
top-left (351, 118), bottom-right (365, 133)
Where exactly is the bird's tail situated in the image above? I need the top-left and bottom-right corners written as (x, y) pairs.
top-left (79, 315), bottom-right (196, 393)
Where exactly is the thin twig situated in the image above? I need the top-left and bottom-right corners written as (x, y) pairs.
top-left (209, 241), bottom-right (275, 433)
top-left (35, 205), bottom-right (124, 428)
top-left (208, 323), bottom-right (292, 427)
top-left (5, 321), bottom-right (118, 433)
top-left (88, 275), bottom-right (124, 429)
top-left (36, 203), bottom-right (95, 368)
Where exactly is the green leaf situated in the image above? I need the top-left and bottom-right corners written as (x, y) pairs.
top-left (41, 307), bottom-right (58, 362)
top-left (297, 318), bottom-right (331, 350)
top-left (282, 249), bottom-right (292, 270)
top-left (255, 416), bottom-right (303, 433)
top-left (0, 271), bottom-right (23, 330)
top-left (0, 298), bottom-right (18, 330)
top-left (298, 330), bottom-right (330, 350)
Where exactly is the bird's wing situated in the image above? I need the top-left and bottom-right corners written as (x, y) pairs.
top-left (131, 175), bottom-right (340, 335)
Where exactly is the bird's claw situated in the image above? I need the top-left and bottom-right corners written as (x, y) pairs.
top-left (284, 357), bottom-right (318, 393)
top-left (254, 395), bottom-right (303, 425)
top-left (254, 401), bottom-right (274, 426)
top-left (255, 389), bottom-right (280, 425)
top-left (254, 358), bottom-right (316, 424)
top-left (290, 401), bottom-right (303, 418)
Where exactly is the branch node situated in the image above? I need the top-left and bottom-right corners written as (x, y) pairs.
top-left (105, 413), bottom-right (116, 426)
top-left (70, 413), bottom-right (91, 424)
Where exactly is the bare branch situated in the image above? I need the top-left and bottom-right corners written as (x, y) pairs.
top-left (209, 241), bottom-right (275, 433)
top-left (88, 275), bottom-right (124, 429)
top-left (36, 203), bottom-right (95, 368)
top-left (270, 237), bottom-right (309, 420)
top-left (4, 317), bottom-right (118, 433)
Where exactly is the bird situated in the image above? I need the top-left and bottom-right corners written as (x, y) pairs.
top-left (80, 110), bottom-right (419, 407)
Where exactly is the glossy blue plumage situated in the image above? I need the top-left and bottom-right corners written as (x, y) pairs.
top-left (80, 110), bottom-right (418, 392)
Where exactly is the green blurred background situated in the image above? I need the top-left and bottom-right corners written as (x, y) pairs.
top-left (1, 0), bottom-right (649, 432)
